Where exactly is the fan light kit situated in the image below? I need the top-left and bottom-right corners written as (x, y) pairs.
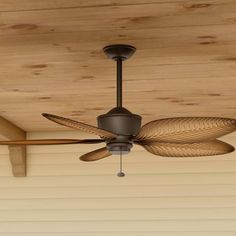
top-left (1, 44), bottom-right (236, 177)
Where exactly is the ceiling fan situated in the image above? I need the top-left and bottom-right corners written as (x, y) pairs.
top-left (1, 45), bottom-right (236, 176)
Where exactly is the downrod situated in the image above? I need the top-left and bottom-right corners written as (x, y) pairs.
top-left (116, 57), bottom-right (123, 108)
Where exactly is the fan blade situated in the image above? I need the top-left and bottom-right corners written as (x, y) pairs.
top-left (42, 113), bottom-right (117, 139)
top-left (0, 139), bottom-right (104, 145)
top-left (80, 147), bottom-right (112, 162)
top-left (135, 117), bottom-right (236, 143)
top-left (137, 140), bottom-right (234, 157)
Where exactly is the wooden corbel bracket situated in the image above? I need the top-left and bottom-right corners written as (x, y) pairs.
top-left (0, 116), bottom-right (26, 177)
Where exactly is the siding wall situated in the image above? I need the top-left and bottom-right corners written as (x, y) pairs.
top-left (0, 131), bottom-right (236, 235)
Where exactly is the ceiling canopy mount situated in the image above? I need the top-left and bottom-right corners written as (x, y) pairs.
top-left (103, 44), bottom-right (136, 61)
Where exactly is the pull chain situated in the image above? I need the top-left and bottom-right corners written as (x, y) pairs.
top-left (117, 150), bottom-right (125, 177)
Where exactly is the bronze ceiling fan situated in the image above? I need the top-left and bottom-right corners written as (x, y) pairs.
top-left (0, 45), bottom-right (236, 175)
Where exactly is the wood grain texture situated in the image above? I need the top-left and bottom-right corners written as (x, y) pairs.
top-left (8, 145), bottom-right (26, 177)
top-left (0, 116), bottom-right (27, 176)
top-left (0, 0), bottom-right (234, 131)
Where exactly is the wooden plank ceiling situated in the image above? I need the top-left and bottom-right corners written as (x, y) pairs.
top-left (0, 0), bottom-right (235, 131)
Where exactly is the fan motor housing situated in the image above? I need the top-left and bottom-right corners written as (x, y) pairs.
top-left (97, 107), bottom-right (142, 155)
top-left (97, 107), bottom-right (141, 136)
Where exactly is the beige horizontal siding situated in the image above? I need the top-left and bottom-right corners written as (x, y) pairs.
top-left (0, 233), bottom-right (235, 236)
top-left (1, 208), bottom-right (236, 221)
top-left (0, 131), bottom-right (235, 235)
top-left (0, 233), bottom-right (236, 236)
top-left (1, 220), bottom-right (236, 232)
top-left (1, 172), bottom-right (236, 187)
top-left (0, 185), bottom-right (236, 199)
top-left (0, 196), bottom-right (236, 210)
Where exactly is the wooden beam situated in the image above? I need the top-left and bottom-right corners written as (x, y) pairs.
top-left (0, 117), bottom-right (26, 177)
top-left (8, 145), bottom-right (26, 177)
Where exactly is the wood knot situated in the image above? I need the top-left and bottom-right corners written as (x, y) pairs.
top-left (11, 24), bottom-right (38, 30)
top-left (27, 64), bottom-right (48, 69)
top-left (184, 3), bottom-right (212, 9)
